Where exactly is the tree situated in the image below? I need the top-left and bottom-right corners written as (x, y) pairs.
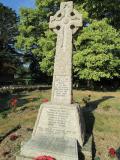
top-left (0, 3), bottom-right (19, 76)
top-left (16, 0), bottom-right (120, 83)
top-left (83, 0), bottom-right (120, 29)
top-left (73, 19), bottom-right (120, 81)
top-left (0, 3), bottom-right (17, 47)
top-left (16, 0), bottom-right (88, 75)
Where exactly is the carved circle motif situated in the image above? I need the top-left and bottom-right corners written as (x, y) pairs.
top-left (63, 17), bottom-right (69, 24)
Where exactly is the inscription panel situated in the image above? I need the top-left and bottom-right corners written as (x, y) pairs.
top-left (52, 76), bottom-right (71, 104)
top-left (54, 76), bottom-right (70, 97)
top-left (35, 105), bottom-right (78, 137)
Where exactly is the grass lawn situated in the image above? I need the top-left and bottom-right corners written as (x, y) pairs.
top-left (0, 89), bottom-right (120, 160)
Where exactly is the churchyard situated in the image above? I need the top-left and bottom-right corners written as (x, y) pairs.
top-left (0, 0), bottom-right (120, 160)
top-left (0, 89), bottom-right (120, 160)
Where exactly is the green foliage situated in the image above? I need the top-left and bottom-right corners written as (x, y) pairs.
top-left (16, 0), bottom-right (89, 74)
top-left (74, 20), bottom-right (120, 81)
top-left (0, 3), bottom-right (17, 45)
top-left (16, 0), bottom-right (120, 82)
top-left (0, 3), bottom-right (20, 75)
top-left (38, 30), bottom-right (56, 75)
top-left (1, 112), bottom-right (8, 119)
top-left (84, 0), bottom-right (120, 29)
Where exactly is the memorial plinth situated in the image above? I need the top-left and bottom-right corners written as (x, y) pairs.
top-left (17, 137), bottom-right (78, 160)
top-left (17, 1), bottom-right (88, 160)
top-left (32, 103), bottom-right (85, 146)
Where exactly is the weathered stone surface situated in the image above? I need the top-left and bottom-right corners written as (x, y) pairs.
top-left (17, 102), bottom-right (86, 159)
top-left (16, 155), bottom-right (31, 160)
top-left (32, 103), bottom-right (85, 147)
top-left (17, 2), bottom-right (87, 160)
top-left (50, 1), bottom-right (82, 105)
top-left (18, 137), bottom-right (78, 160)
top-left (52, 76), bottom-right (71, 104)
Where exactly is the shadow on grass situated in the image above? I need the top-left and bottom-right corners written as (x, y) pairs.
top-left (82, 96), bottom-right (114, 159)
top-left (0, 92), bottom-right (40, 114)
top-left (0, 93), bottom-right (12, 113)
top-left (17, 97), bottom-right (40, 108)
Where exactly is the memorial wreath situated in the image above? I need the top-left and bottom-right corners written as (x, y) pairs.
top-left (33, 155), bottom-right (56, 160)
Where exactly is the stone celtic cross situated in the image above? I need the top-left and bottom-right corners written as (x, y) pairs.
top-left (49, 1), bottom-right (82, 105)
top-left (17, 3), bottom-right (85, 160)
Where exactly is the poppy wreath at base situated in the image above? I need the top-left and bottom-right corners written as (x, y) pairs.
top-left (33, 155), bottom-right (56, 160)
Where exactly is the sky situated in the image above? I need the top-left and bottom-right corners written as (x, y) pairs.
top-left (0, 0), bottom-right (35, 13)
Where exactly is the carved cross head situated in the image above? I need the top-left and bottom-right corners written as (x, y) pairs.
top-left (49, 1), bottom-right (82, 35)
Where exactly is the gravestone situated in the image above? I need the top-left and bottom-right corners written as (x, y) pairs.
top-left (16, 1), bottom-right (91, 160)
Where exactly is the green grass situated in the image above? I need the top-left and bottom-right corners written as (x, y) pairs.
top-left (0, 89), bottom-right (120, 160)
top-left (73, 90), bottom-right (120, 110)
top-left (94, 113), bottom-right (120, 133)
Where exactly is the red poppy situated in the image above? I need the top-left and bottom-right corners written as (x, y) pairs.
top-left (108, 147), bottom-right (116, 157)
top-left (41, 99), bottom-right (49, 103)
top-left (9, 134), bottom-right (18, 141)
top-left (33, 155), bottom-right (56, 160)
top-left (9, 97), bottom-right (17, 109)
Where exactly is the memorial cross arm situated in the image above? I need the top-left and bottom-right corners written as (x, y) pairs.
top-left (49, 1), bottom-right (82, 35)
